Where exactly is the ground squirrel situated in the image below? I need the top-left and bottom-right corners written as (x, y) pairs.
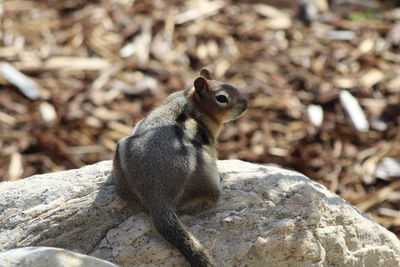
top-left (113, 68), bottom-right (248, 267)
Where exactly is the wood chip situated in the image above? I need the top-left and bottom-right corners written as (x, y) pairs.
top-left (67, 145), bottom-right (107, 154)
top-left (121, 21), bottom-right (152, 64)
top-left (44, 57), bottom-right (111, 71)
top-left (360, 69), bottom-right (385, 88)
top-left (0, 62), bottom-right (41, 99)
top-left (370, 215), bottom-right (400, 227)
top-left (0, 111), bottom-right (17, 125)
top-left (334, 78), bottom-right (356, 88)
top-left (39, 102), bottom-right (57, 123)
top-left (8, 153), bottom-right (23, 181)
top-left (215, 59), bottom-right (230, 78)
top-left (254, 4), bottom-right (292, 30)
top-left (386, 76), bottom-right (400, 93)
top-left (388, 22), bottom-right (400, 46)
top-left (107, 121), bottom-right (132, 136)
top-left (307, 104), bottom-right (323, 127)
top-left (358, 39), bottom-right (375, 54)
top-left (356, 181), bottom-right (400, 212)
top-left (92, 107), bottom-right (125, 121)
top-left (378, 207), bottom-right (400, 218)
top-left (327, 30), bottom-right (355, 41)
top-left (374, 157), bottom-right (400, 181)
top-left (339, 90), bottom-right (369, 132)
top-left (175, 1), bottom-right (224, 25)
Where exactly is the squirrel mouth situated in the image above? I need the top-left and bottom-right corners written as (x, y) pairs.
top-left (231, 102), bottom-right (248, 120)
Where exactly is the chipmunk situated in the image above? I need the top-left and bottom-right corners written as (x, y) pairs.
top-left (113, 68), bottom-right (248, 267)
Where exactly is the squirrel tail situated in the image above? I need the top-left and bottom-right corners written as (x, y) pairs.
top-left (150, 205), bottom-right (216, 267)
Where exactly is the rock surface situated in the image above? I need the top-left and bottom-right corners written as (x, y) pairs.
top-left (0, 160), bottom-right (399, 266)
top-left (0, 246), bottom-right (118, 267)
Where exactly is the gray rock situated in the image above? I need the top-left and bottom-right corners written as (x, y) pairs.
top-left (0, 160), bottom-right (399, 266)
top-left (0, 246), bottom-right (118, 267)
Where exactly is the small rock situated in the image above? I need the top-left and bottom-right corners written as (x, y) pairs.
top-left (0, 247), bottom-right (118, 267)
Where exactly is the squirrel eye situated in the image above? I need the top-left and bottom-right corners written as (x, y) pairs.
top-left (216, 95), bottom-right (228, 103)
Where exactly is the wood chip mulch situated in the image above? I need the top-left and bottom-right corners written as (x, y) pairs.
top-left (0, 0), bottom-right (399, 236)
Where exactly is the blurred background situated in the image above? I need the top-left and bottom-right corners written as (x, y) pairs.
top-left (0, 0), bottom-right (399, 236)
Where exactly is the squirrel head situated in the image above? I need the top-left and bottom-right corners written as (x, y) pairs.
top-left (192, 68), bottom-right (248, 124)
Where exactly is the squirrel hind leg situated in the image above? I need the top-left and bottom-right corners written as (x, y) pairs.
top-left (113, 148), bottom-right (144, 210)
top-left (177, 199), bottom-right (208, 215)
top-left (177, 190), bottom-right (220, 215)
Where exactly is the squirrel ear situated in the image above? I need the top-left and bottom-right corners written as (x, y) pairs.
top-left (194, 76), bottom-right (209, 94)
top-left (199, 68), bottom-right (213, 80)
